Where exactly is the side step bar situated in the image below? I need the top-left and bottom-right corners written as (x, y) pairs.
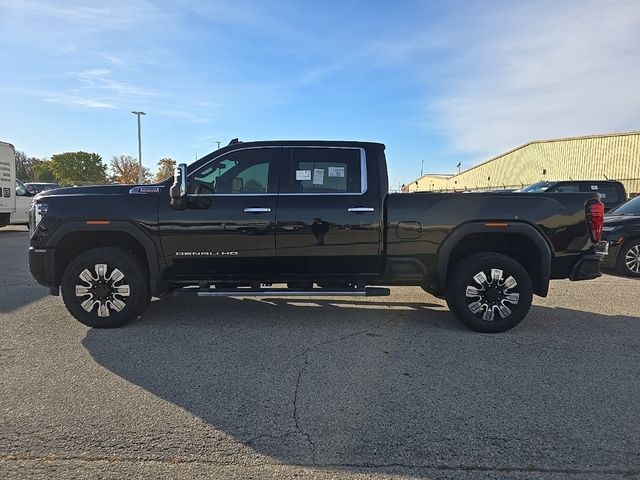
top-left (173, 286), bottom-right (391, 297)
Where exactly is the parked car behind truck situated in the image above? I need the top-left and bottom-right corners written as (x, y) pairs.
top-left (28, 140), bottom-right (606, 333)
top-left (519, 180), bottom-right (627, 212)
top-left (25, 182), bottom-right (61, 194)
top-left (601, 196), bottom-right (640, 276)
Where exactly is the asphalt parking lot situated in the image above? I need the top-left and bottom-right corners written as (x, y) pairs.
top-left (1, 226), bottom-right (639, 479)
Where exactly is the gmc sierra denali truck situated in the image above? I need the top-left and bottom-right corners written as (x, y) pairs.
top-left (28, 140), bottom-right (605, 333)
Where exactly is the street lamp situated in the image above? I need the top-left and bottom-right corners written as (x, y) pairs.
top-left (131, 111), bottom-right (146, 184)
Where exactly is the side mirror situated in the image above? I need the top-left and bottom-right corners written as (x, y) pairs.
top-left (169, 163), bottom-right (187, 210)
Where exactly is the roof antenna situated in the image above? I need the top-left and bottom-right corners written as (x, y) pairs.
top-left (228, 138), bottom-right (241, 146)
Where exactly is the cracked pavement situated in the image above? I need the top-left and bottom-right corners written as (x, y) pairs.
top-left (1, 227), bottom-right (640, 479)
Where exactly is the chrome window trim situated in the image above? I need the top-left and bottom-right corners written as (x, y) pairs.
top-left (186, 145), bottom-right (367, 197)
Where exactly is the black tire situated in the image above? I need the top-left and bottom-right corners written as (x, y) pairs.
top-left (445, 252), bottom-right (533, 333)
top-left (616, 239), bottom-right (640, 277)
top-left (61, 247), bottom-right (150, 328)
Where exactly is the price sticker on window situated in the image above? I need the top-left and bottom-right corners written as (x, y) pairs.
top-left (313, 168), bottom-right (325, 185)
top-left (328, 166), bottom-right (345, 178)
top-left (295, 170), bottom-right (311, 181)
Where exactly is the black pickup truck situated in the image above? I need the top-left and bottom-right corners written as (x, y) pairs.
top-left (28, 140), bottom-right (605, 333)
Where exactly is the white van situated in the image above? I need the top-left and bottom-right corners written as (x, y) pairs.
top-left (0, 141), bottom-right (16, 227)
top-left (0, 142), bottom-right (32, 228)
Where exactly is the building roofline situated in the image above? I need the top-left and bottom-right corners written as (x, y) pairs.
top-left (412, 173), bottom-right (454, 182)
top-left (451, 130), bottom-right (640, 179)
top-left (408, 130), bottom-right (640, 185)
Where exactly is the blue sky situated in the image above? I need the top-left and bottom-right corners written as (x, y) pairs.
top-left (1, 0), bottom-right (639, 188)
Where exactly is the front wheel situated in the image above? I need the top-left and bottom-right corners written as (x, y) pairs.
top-left (446, 252), bottom-right (533, 333)
top-left (61, 247), bottom-right (150, 328)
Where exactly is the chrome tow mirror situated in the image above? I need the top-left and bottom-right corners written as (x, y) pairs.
top-left (169, 163), bottom-right (187, 209)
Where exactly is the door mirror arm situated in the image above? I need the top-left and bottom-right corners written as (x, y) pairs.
top-left (169, 163), bottom-right (187, 210)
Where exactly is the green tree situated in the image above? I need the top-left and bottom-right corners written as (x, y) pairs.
top-left (32, 161), bottom-right (57, 182)
top-left (50, 151), bottom-right (107, 185)
top-left (154, 157), bottom-right (176, 182)
top-left (110, 155), bottom-right (152, 184)
top-left (15, 150), bottom-right (46, 181)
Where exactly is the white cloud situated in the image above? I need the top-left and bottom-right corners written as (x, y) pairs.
top-left (431, 0), bottom-right (640, 157)
top-left (78, 68), bottom-right (110, 78)
top-left (375, 0), bottom-right (640, 159)
top-left (0, 0), bottom-right (160, 28)
top-left (44, 95), bottom-right (115, 109)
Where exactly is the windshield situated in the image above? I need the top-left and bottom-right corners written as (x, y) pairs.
top-left (519, 182), bottom-right (553, 193)
top-left (609, 196), bottom-right (640, 215)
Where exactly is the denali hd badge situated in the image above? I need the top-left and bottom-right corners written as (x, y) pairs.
top-left (175, 251), bottom-right (238, 256)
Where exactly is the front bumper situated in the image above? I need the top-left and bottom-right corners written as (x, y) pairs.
top-left (29, 247), bottom-right (57, 293)
top-left (569, 253), bottom-right (603, 281)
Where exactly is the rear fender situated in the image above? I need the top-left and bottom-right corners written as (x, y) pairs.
top-left (436, 222), bottom-right (552, 296)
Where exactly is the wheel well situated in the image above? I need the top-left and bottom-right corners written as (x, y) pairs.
top-left (54, 231), bottom-right (149, 284)
top-left (446, 233), bottom-right (545, 294)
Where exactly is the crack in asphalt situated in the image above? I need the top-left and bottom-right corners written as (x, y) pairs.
top-left (1, 454), bottom-right (638, 476)
top-left (293, 348), bottom-right (317, 464)
top-left (288, 314), bottom-right (401, 466)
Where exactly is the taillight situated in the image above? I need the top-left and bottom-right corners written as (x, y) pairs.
top-left (586, 201), bottom-right (604, 243)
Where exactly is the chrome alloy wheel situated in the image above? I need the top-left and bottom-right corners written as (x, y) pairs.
top-left (465, 268), bottom-right (520, 322)
top-left (625, 245), bottom-right (640, 274)
top-left (75, 264), bottom-right (131, 317)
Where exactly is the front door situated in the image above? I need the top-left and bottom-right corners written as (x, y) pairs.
top-left (158, 147), bottom-right (280, 279)
top-left (274, 146), bottom-right (383, 278)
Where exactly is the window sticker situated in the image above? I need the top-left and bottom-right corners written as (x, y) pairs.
top-left (296, 170), bottom-right (311, 181)
top-left (328, 166), bottom-right (345, 177)
top-left (591, 185), bottom-right (598, 190)
top-left (313, 168), bottom-right (325, 185)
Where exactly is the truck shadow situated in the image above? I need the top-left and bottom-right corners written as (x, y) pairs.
top-left (81, 296), bottom-right (640, 471)
top-left (0, 229), bottom-right (49, 313)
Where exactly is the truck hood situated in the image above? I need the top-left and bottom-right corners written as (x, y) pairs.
top-left (35, 184), bottom-right (164, 199)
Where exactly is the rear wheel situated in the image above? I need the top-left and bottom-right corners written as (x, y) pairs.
top-left (446, 252), bottom-right (533, 333)
top-left (61, 247), bottom-right (150, 328)
top-left (616, 239), bottom-right (640, 277)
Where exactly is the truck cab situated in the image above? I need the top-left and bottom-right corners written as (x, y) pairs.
top-left (162, 141), bottom-right (385, 282)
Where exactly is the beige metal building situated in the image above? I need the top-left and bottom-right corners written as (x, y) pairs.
top-left (407, 131), bottom-right (640, 196)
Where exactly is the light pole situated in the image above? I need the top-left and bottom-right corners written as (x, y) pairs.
top-left (215, 141), bottom-right (222, 150)
top-left (131, 111), bottom-right (146, 184)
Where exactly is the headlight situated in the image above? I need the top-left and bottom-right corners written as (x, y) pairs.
top-left (33, 202), bottom-right (49, 229)
top-left (601, 226), bottom-right (618, 232)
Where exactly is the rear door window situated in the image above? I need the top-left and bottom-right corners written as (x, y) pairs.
top-left (280, 147), bottom-right (363, 194)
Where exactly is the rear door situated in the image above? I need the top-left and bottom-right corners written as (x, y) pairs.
top-left (274, 146), bottom-right (383, 277)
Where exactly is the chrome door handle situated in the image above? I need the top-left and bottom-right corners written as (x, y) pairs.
top-left (244, 207), bottom-right (271, 213)
top-left (347, 207), bottom-right (375, 213)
